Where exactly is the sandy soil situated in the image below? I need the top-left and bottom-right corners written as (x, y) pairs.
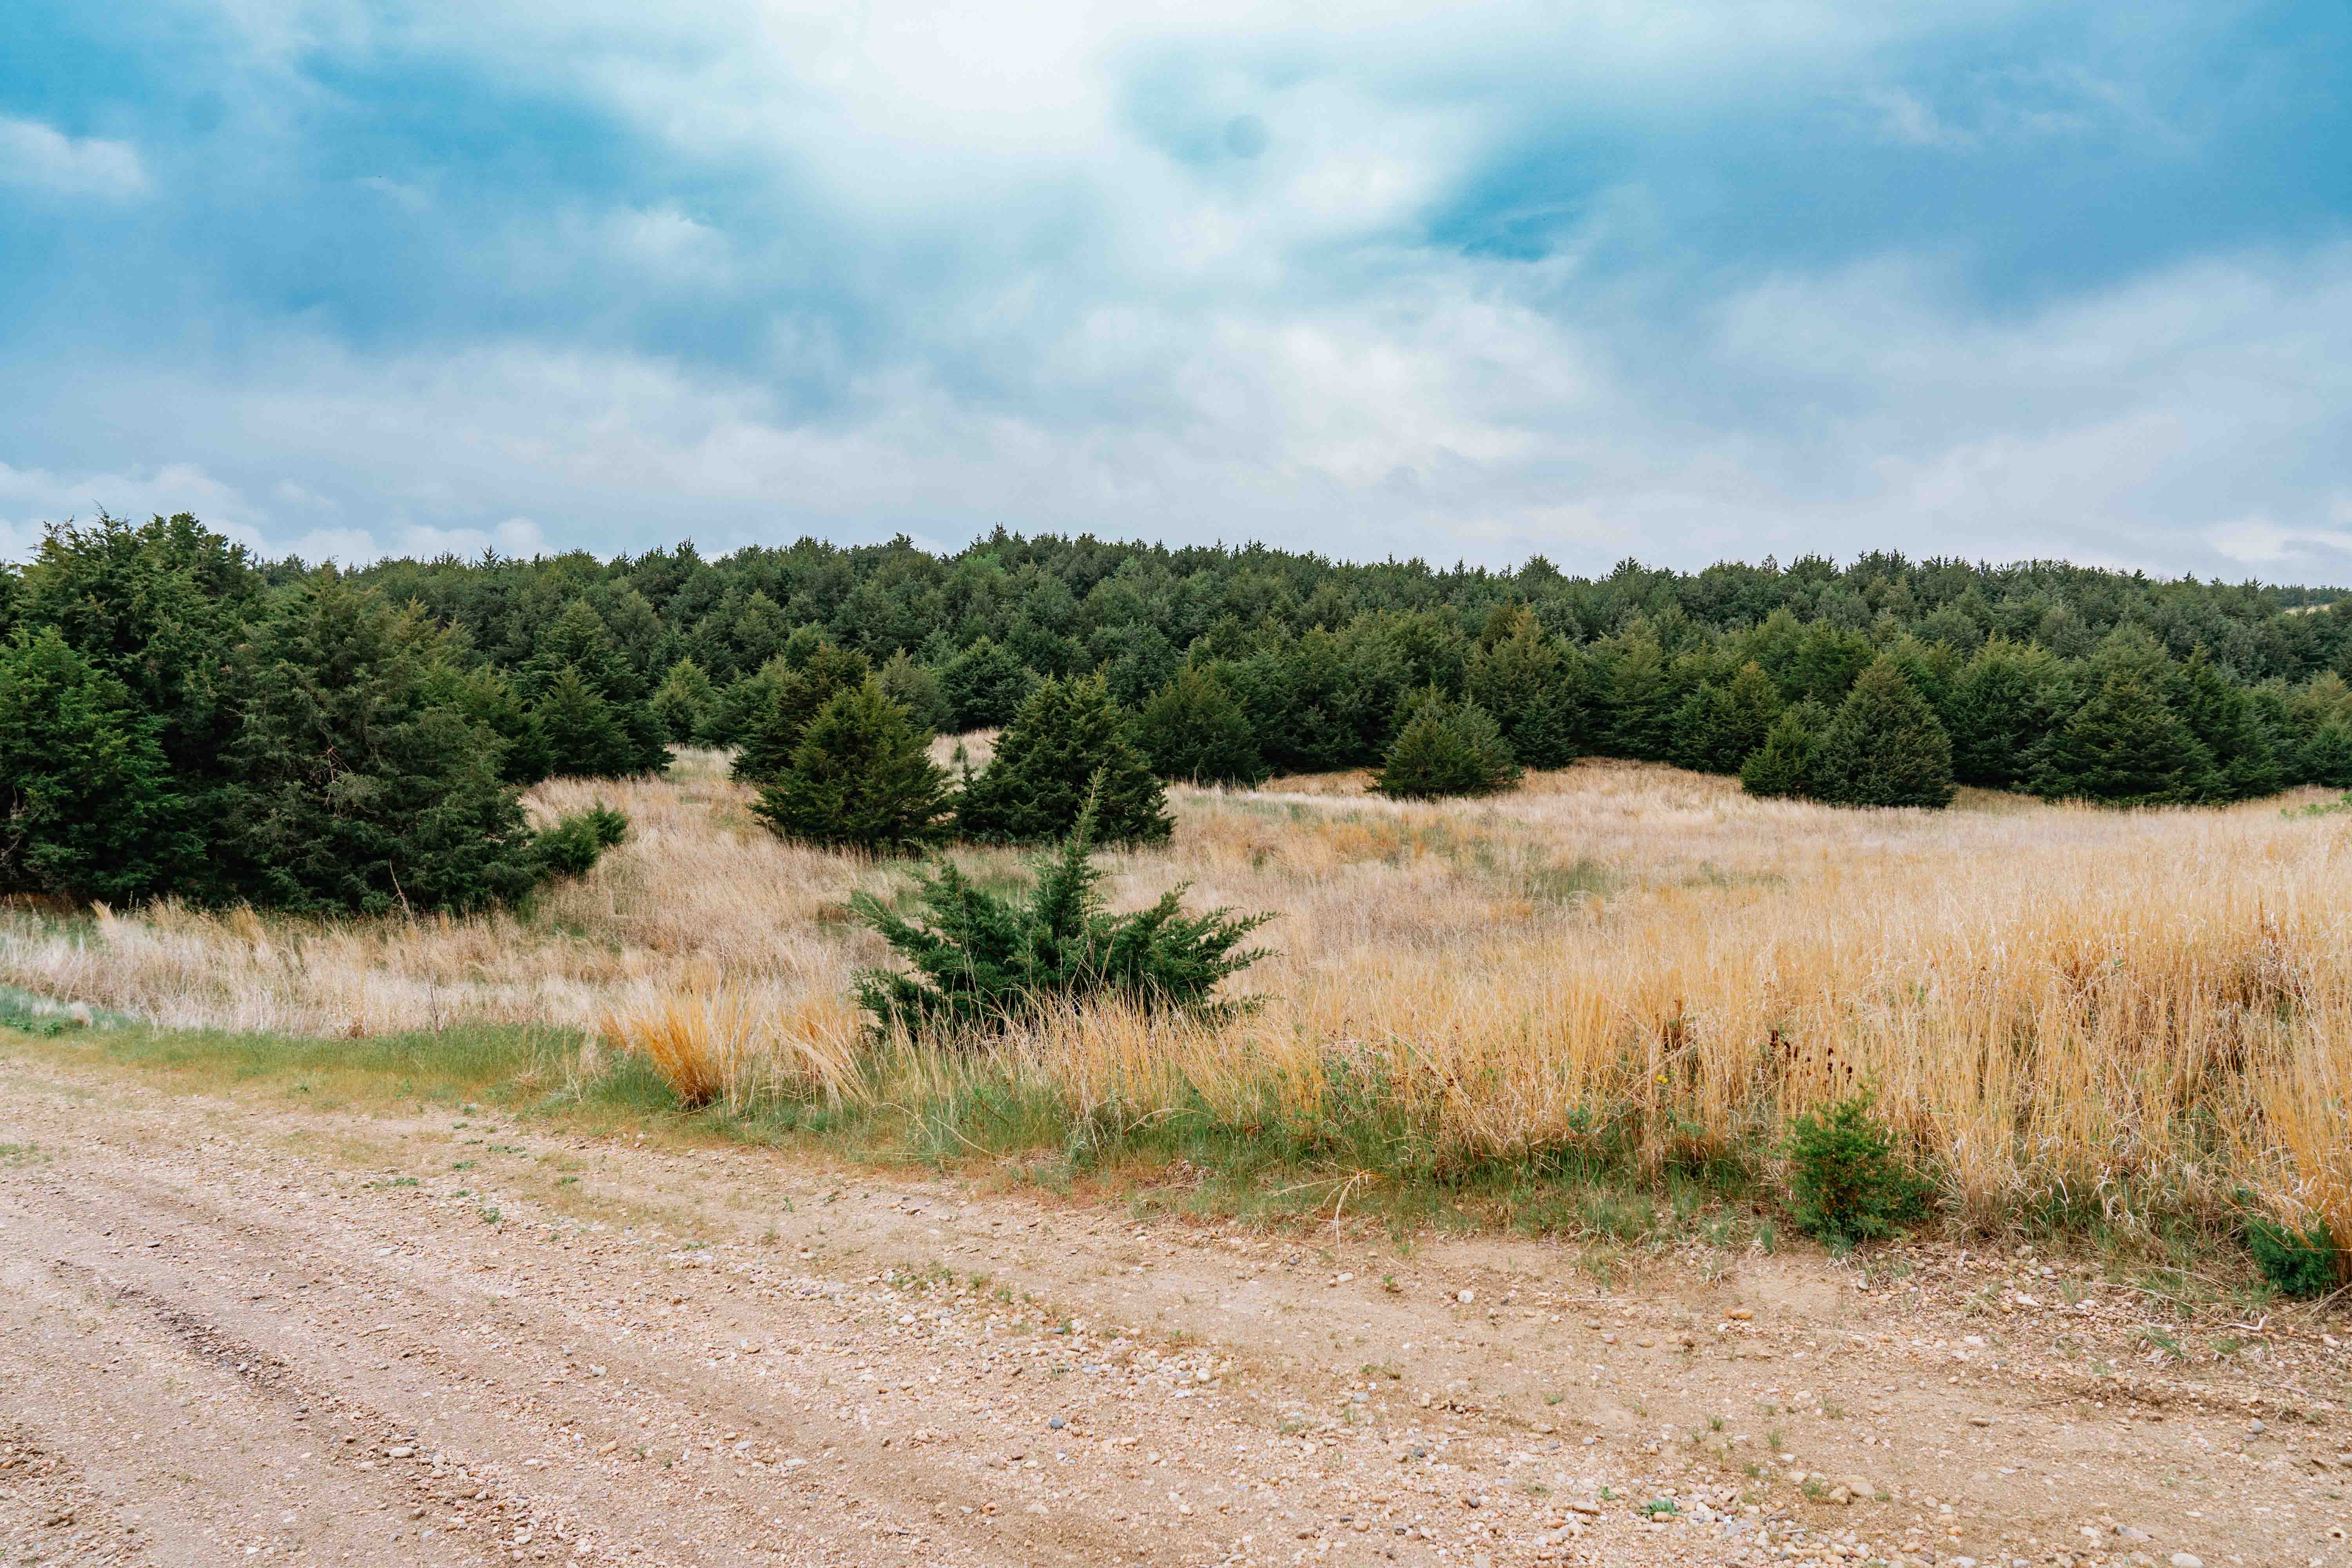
top-left (0, 1047), bottom-right (2345, 1568)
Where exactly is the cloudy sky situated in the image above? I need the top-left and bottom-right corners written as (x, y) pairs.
top-left (4, 2), bottom-right (2350, 579)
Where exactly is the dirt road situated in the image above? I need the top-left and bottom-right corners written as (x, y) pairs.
top-left (0, 1046), bottom-right (2345, 1568)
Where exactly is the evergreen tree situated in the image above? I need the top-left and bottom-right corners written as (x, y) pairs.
top-left (877, 649), bottom-right (953, 734)
top-left (2031, 670), bottom-right (2213, 805)
top-left (731, 642), bottom-right (870, 784)
top-left (1809, 659), bottom-right (1955, 808)
top-left (1670, 661), bottom-right (1781, 775)
top-left (2300, 719), bottom-right (2352, 789)
top-left (1134, 663), bottom-right (1265, 786)
top-left (2175, 648), bottom-right (2282, 802)
top-left (1942, 638), bottom-right (2062, 788)
top-left (423, 660), bottom-right (549, 785)
top-left (649, 656), bottom-right (717, 745)
top-left (226, 572), bottom-right (554, 914)
top-left (0, 627), bottom-right (189, 903)
top-left (1740, 703), bottom-right (1824, 799)
top-left (524, 598), bottom-right (669, 774)
top-left (754, 679), bottom-right (952, 853)
top-left (956, 671), bottom-right (1171, 844)
top-left (851, 791), bottom-right (1272, 1037)
top-left (1370, 690), bottom-right (1521, 799)
top-left (15, 513), bottom-right (259, 896)
top-left (941, 636), bottom-right (1037, 730)
top-left (728, 590), bottom-right (793, 675)
top-left (1782, 621), bottom-right (1876, 708)
top-left (1463, 606), bottom-right (1586, 768)
top-left (1595, 619), bottom-right (1676, 761)
top-left (531, 666), bottom-right (641, 779)
top-left (704, 663), bottom-right (784, 749)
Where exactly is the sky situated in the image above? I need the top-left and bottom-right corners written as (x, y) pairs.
top-left (3, 2), bottom-right (2350, 581)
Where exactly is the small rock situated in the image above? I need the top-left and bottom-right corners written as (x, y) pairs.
top-left (1726, 1308), bottom-right (1753, 1321)
top-left (2169, 1555), bottom-right (2203, 1568)
top-left (1968, 1416), bottom-right (1992, 1427)
top-left (2115, 1525), bottom-right (2151, 1541)
top-left (1048, 1416), bottom-right (1065, 1430)
top-left (1458, 1290), bottom-right (1475, 1305)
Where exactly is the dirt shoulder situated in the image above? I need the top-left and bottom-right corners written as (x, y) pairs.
top-left (0, 1044), bottom-right (2344, 1568)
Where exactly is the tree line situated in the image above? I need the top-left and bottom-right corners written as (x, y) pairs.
top-left (5, 514), bottom-right (2348, 906)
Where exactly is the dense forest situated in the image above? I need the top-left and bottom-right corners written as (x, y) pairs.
top-left (4, 513), bottom-right (2348, 910)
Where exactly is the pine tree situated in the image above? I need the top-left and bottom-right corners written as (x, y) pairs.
top-left (226, 572), bottom-right (553, 914)
top-left (1942, 638), bottom-right (2063, 789)
top-left (1134, 663), bottom-right (1265, 786)
top-left (422, 661), bottom-right (549, 786)
top-left (1463, 606), bottom-right (1586, 769)
top-left (532, 666), bottom-right (641, 779)
top-left (941, 636), bottom-right (1037, 731)
top-left (649, 656), bottom-right (716, 745)
top-left (754, 679), bottom-right (952, 853)
top-left (1371, 690), bottom-right (1521, 799)
top-left (955, 671), bottom-right (1171, 844)
top-left (1740, 703), bottom-right (1824, 799)
top-left (877, 650), bottom-right (953, 734)
top-left (0, 626), bottom-right (189, 903)
top-left (2175, 648), bottom-right (2281, 802)
top-left (15, 513), bottom-right (260, 898)
top-left (2030, 670), bottom-right (2212, 805)
top-left (1809, 659), bottom-right (1955, 808)
top-left (1670, 661), bottom-right (1781, 775)
top-left (727, 590), bottom-right (793, 675)
top-left (1784, 621), bottom-right (1876, 708)
top-left (732, 642), bottom-right (871, 784)
top-left (526, 599), bottom-right (669, 774)
top-left (2299, 719), bottom-right (2352, 789)
top-left (1595, 619), bottom-right (1676, 761)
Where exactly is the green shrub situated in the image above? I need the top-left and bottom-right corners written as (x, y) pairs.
top-left (1135, 663), bottom-right (1265, 786)
top-left (0, 626), bottom-right (192, 904)
top-left (851, 787), bottom-right (1272, 1038)
top-left (753, 678), bottom-right (952, 853)
top-left (648, 656), bottom-right (717, 744)
top-left (2246, 1214), bottom-right (2340, 1298)
top-left (1808, 658), bottom-right (1955, 809)
top-left (533, 804), bottom-right (629, 878)
top-left (1739, 703), bottom-right (1823, 799)
top-left (731, 642), bottom-right (871, 784)
top-left (1370, 689), bottom-right (1520, 799)
top-left (1783, 1093), bottom-right (1930, 1249)
top-left (228, 572), bottom-right (557, 915)
top-left (955, 671), bottom-right (1170, 844)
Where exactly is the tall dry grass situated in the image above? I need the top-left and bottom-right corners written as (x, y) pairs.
top-left (7, 748), bottom-right (2349, 1245)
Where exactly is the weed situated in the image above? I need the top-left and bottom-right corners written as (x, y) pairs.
top-left (1783, 1093), bottom-right (1929, 1250)
top-left (2245, 1215), bottom-right (2340, 1298)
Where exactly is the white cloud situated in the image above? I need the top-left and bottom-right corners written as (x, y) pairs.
top-left (2205, 519), bottom-right (2352, 568)
top-left (0, 117), bottom-right (151, 199)
top-left (32, 230), bottom-right (2345, 579)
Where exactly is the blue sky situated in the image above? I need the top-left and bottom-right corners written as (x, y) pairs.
top-left (4, 2), bottom-right (2350, 579)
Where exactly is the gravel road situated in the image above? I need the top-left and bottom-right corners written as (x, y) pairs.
top-left (0, 1047), bottom-right (2345, 1568)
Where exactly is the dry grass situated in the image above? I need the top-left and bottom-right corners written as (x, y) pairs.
top-left (7, 748), bottom-right (2350, 1250)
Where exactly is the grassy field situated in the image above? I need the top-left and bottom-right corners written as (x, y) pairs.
top-left (6, 746), bottom-right (2350, 1281)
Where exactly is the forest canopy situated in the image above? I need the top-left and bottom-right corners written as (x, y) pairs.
top-left (4, 513), bottom-right (2348, 906)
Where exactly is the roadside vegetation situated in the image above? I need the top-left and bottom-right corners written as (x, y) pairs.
top-left (7, 750), bottom-right (2349, 1300)
top-left (4, 513), bottom-right (2348, 1300)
